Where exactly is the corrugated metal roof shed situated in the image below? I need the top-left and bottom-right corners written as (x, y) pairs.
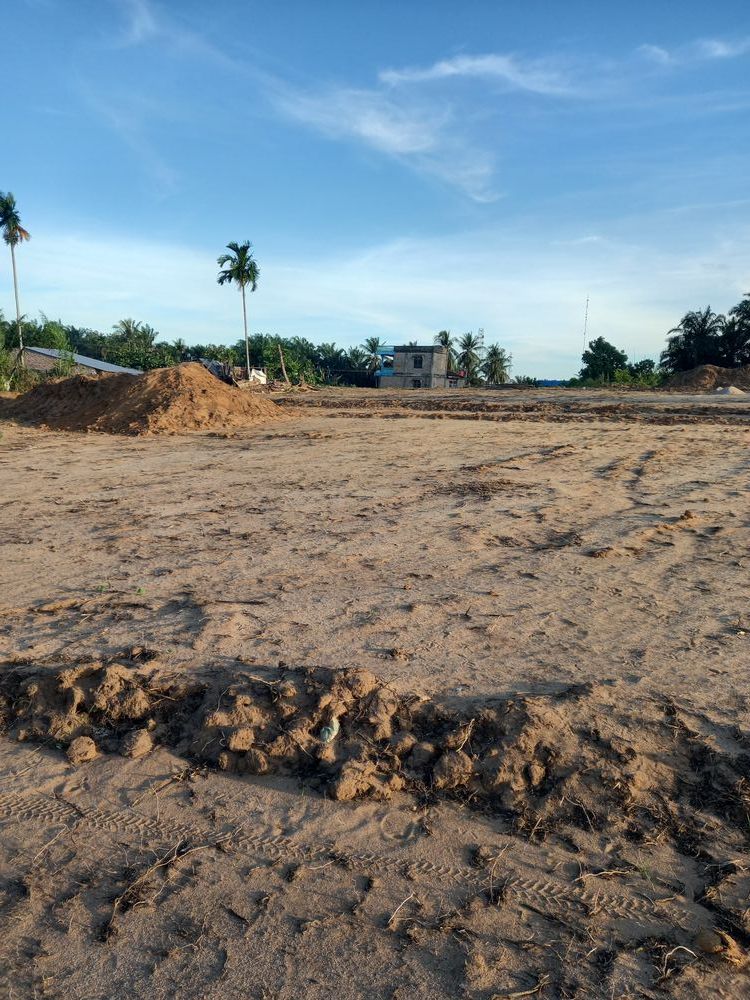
top-left (21, 347), bottom-right (142, 376)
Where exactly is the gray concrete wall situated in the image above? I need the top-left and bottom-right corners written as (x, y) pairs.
top-left (391, 347), bottom-right (448, 387)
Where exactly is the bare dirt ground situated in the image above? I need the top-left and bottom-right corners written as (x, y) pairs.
top-left (1, 391), bottom-right (750, 998)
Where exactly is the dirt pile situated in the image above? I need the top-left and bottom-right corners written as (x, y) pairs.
top-left (5, 362), bottom-right (284, 434)
top-left (3, 656), bottom-right (750, 942)
top-left (667, 364), bottom-right (750, 391)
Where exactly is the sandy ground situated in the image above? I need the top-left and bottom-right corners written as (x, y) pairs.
top-left (1, 394), bottom-right (750, 998)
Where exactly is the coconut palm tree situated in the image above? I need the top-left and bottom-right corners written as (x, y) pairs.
top-left (457, 331), bottom-right (484, 384)
top-left (172, 337), bottom-right (188, 361)
top-left (217, 241), bottom-right (260, 378)
top-left (362, 336), bottom-right (384, 371)
top-left (347, 347), bottom-right (369, 370)
top-left (0, 192), bottom-right (31, 362)
top-left (113, 318), bottom-right (143, 339)
top-left (660, 306), bottom-right (724, 373)
top-left (482, 344), bottom-right (512, 384)
top-left (434, 330), bottom-right (457, 371)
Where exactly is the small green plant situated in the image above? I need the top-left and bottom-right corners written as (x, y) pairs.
top-left (50, 350), bottom-right (76, 378)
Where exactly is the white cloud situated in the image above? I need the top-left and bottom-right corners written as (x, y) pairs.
top-left (115, 0), bottom-right (159, 47)
top-left (638, 35), bottom-right (750, 66)
top-left (637, 44), bottom-right (673, 66)
top-left (380, 53), bottom-right (570, 95)
top-left (266, 79), bottom-right (498, 201)
top-left (695, 37), bottom-right (750, 59)
top-left (111, 0), bottom-right (239, 68)
top-left (271, 85), bottom-right (442, 156)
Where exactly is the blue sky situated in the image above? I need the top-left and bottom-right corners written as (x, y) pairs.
top-left (4, 0), bottom-right (750, 376)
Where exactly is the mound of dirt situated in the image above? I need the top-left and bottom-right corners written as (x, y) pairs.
top-left (667, 364), bottom-right (750, 392)
top-left (4, 657), bottom-right (750, 897)
top-left (5, 363), bottom-right (284, 435)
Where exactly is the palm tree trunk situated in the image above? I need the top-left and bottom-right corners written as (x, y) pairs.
top-left (10, 242), bottom-right (24, 364)
top-left (278, 342), bottom-right (290, 385)
top-left (241, 283), bottom-right (251, 379)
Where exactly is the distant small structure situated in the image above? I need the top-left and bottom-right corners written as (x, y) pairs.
top-left (12, 346), bottom-right (142, 376)
top-left (377, 345), bottom-right (465, 388)
top-left (200, 359), bottom-right (267, 385)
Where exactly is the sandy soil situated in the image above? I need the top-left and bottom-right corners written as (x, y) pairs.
top-left (1, 394), bottom-right (749, 998)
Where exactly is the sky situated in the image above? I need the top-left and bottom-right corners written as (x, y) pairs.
top-left (3, 0), bottom-right (750, 377)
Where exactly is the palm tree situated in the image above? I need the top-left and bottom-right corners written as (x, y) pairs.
top-left (362, 336), bottom-right (384, 371)
top-left (217, 241), bottom-right (260, 378)
top-left (172, 337), bottom-right (188, 360)
top-left (661, 306), bottom-right (725, 373)
top-left (347, 347), bottom-right (368, 370)
top-left (113, 318), bottom-right (143, 339)
top-left (0, 192), bottom-right (31, 362)
top-left (434, 330), bottom-right (456, 371)
top-left (482, 344), bottom-right (512, 384)
top-left (457, 331), bottom-right (484, 384)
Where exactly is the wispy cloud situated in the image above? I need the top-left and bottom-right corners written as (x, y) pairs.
top-left (271, 85), bottom-right (443, 156)
top-left (78, 85), bottom-right (179, 194)
top-left (114, 0), bottom-right (159, 47)
top-left (76, 1), bottom-right (241, 191)
top-left (637, 44), bottom-right (673, 66)
top-left (638, 35), bottom-right (750, 66)
top-left (695, 37), bottom-right (750, 59)
top-left (261, 49), bottom-right (575, 201)
top-left (380, 52), bottom-right (571, 95)
top-left (111, 0), bottom-right (239, 69)
top-left (266, 76), bottom-right (498, 202)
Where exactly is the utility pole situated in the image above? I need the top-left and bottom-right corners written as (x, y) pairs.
top-left (582, 295), bottom-right (589, 354)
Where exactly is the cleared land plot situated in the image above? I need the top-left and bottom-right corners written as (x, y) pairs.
top-left (1, 401), bottom-right (749, 998)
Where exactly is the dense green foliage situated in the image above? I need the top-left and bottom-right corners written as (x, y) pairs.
top-left (482, 344), bottom-right (513, 384)
top-left (566, 294), bottom-right (750, 387)
top-left (0, 311), bottom-right (516, 388)
top-left (660, 301), bottom-right (750, 372)
top-left (579, 336), bottom-right (628, 381)
top-left (568, 346), bottom-right (662, 388)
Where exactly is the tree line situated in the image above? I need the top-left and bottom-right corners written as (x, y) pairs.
top-left (0, 195), bottom-right (515, 387)
top-left (571, 297), bottom-right (750, 386)
top-left (0, 312), bottom-right (517, 387)
top-left (2, 191), bottom-right (748, 390)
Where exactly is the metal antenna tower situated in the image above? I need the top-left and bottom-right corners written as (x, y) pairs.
top-left (582, 295), bottom-right (589, 353)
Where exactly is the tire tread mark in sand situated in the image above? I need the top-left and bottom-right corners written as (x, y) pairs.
top-left (0, 788), bottom-right (698, 929)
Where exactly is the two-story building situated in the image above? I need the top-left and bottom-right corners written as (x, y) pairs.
top-left (377, 345), bottom-right (465, 388)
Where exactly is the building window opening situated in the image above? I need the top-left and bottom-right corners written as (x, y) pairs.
top-left (413, 355), bottom-right (423, 369)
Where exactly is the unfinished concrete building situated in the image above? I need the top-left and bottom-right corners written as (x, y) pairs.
top-left (380, 345), bottom-right (465, 388)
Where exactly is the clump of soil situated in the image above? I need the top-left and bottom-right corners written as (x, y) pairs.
top-left (667, 364), bottom-right (750, 392)
top-left (3, 656), bottom-right (750, 878)
top-left (5, 363), bottom-right (284, 435)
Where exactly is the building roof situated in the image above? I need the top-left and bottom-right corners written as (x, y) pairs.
top-left (22, 346), bottom-right (142, 376)
top-left (393, 345), bottom-right (446, 353)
